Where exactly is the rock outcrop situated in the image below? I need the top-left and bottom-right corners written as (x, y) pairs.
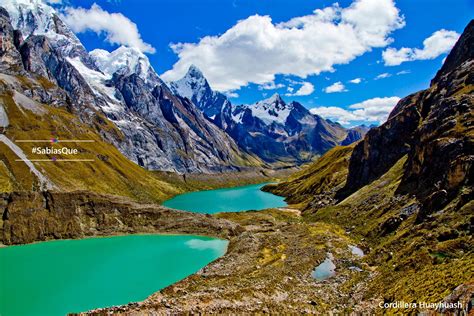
top-left (0, 191), bottom-right (241, 245)
top-left (339, 20), bottom-right (473, 217)
top-left (265, 20), bottom-right (474, 313)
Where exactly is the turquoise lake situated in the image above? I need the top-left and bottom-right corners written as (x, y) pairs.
top-left (163, 183), bottom-right (287, 213)
top-left (0, 235), bottom-right (228, 316)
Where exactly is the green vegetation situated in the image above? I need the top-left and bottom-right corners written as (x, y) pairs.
top-left (0, 82), bottom-right (181, 202)
top-left (270, 146), bottom-right (473, 311)
top-left (264, 145), bottom-right (354, 207)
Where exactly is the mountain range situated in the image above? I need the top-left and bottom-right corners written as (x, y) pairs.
top-left (0, 0), bottom-right (366, 177)
top-left (0, 0), bottom-right (472, 313)
top-left (171, 66), bottom-right (365, 163)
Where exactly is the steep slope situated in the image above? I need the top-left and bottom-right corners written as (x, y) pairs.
top-left (1, 0), bottom-right (260, 173)
top-left (341, 125), bottom-right (370, 145)
top-left (0, 73), bottom-right (180, 202)
top-left (170, 67), bottom-right (364, 164)
top-left (170, 65), bottom-right (230, 120)
top-left (267, 20), bottom-right (473, 311)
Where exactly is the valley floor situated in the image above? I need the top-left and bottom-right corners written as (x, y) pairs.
top-left (85, 209), bottom-right (375, 315)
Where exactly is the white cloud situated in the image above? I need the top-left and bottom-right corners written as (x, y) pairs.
top-left (349, 77), bottom-right (362, 84)
top-left (161, 0), bottom-right (405, 91)
top-left (382, 29), bottom-right (459, 66)
top-left (286, 82), bottom-right (314, 96)
top-left (310, 106), bottom-right (359, 125)
top-left (324, 81), bottom-right (347, 93)
top-left (375, 72), bottom-right (391, 80)
top-left (45, 0), bottom-right (63, 4)
top-left (258, 81), bottom-right (285, 90)
top-left (61, 4), bottom-right (155, 53)
top-left (224, 91), bottom-right (239, 98)
top-left (310, 96), bottom-right (400, 125)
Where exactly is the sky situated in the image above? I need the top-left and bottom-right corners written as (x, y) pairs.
top-left (51, 0), bottom-right (473, 126)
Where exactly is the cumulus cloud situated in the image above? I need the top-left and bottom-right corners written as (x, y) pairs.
top-left (161, 0), bottom-right (405, 91)
top-left (375, 72), bottom-right (391, 80)
top-left (310, 96), bottom-right (400, 125)
top-left (61, 4), bottom-right (155, 53)
top-left (286, 82), bottom-right (315, 96)
top-left (349, 77), bottom-right (362, 84)
top-left (324, 81), bottom-right (347, 93)
top-left (382, 29), bottom-right (459, 66)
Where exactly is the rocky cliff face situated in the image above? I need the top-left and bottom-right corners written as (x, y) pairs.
top-left (170, 65), bottom-right (230, 120)
top-left (0, 0), bottom-right (259, 173)
top-left (221, 94), bottom-right (351, 163)
top-left (266, 20), bottom-right (474, 310)
top-left (0, 191), bottom-right (241, 245)
top-left (339, 20), bottom-right (473, 218)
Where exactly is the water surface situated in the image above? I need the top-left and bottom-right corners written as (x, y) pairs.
top-left (312, 253), bottom-right (336, 281)
top-left (163, 183), bottom-right (287, 214)
top-left (349, 245), bottom-right (364, 257)
top-left (0, 234), bottom-right (227, 316)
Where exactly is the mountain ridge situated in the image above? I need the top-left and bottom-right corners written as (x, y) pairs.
top-left (171, 66), bottom-right (366, 164)
top-left (0, 0), bottom-right (262, 173)
top-left (265, 19), bottom-right (473, 310)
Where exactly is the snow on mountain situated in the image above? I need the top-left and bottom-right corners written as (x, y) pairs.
top-left (0, 0), bottom-right (81, 47)
top-left (169, 65), bottom-right (362, 163)
top-left (90, 46), bottom-right (158, 83)
top-left (170, 65), bottom-right (229, 119)
top-left (1, 0), bottom-right (55, 36)
top-left (246, 93), bottom-right (291, 125)
top-left (0, 0), bottom-right (254, 173)
top-left (170, 65), bottom-right (207, 100)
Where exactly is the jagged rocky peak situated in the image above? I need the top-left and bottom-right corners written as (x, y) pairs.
top-left (170, 64), bottom-right (229, 119)
top-left (1, 0), bottom-right (80, 46)
top-left (170, 64), bottom-right (212, 101)
top-left (187, 64), bottom-right (205, 79)
top-left (90, 46), bottom-right (159, 84)
top-left (244, 93), bottom-right (291, 125)
top-left (256, 93), bottom-right (285, 108)
top-left (1, 0), bottom-right (56, 36)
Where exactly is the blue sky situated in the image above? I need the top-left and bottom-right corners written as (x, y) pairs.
top-left (56, 0), bottom-right (473, 126)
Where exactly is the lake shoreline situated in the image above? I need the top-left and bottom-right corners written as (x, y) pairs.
top-left (1, 234), bottom-right (230, 315)
top-left (83, 209), bottom-right (370, 315)
top-left (1, 189), bottom-right (369, 314)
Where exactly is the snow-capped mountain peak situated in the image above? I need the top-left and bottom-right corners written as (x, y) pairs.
top-left (187, 64), bottom-right (205, 78)
top-left (90, 46), bottom-right (155, 82)
top-left (1, 0), bottom-right (55, 37)
top-left (247, 93), bottom-right (291, 125)
top-left (170, 65), bottom-right (210, 101)
top-left (169, 65), bottom-right (229, 119)
top-left (1, 0), bottom-right (79, 43)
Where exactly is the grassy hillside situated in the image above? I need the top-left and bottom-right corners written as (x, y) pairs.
top-left (264, 145), bottom-right (354, 207)
top-left (0, 75), bottom-right (292, 203)
top-left (0, 75), bottom-right (181, 202)
top-left (269, 145), bottom-right (473, 311)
